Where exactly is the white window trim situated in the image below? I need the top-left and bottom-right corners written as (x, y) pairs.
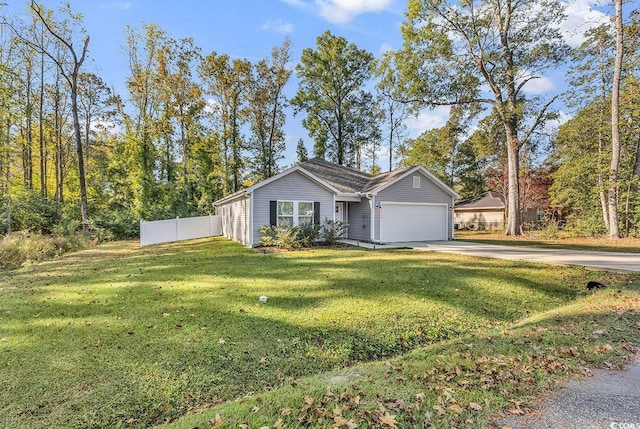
top-left (277, 200), bottom-right (314, 227)
top-left (413, 175), bottom-right (421, 188)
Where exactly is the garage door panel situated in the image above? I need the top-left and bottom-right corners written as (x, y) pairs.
top-left (380, 203), bottom-right (447, 242)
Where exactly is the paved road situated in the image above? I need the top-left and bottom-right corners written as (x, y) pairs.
top-left (494, 357), bottom-right (640, 429)
top-left (407, 241), bottom-right (640, 273)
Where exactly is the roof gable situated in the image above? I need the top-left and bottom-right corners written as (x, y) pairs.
top-left (366, 165), bottom-right (460, 199)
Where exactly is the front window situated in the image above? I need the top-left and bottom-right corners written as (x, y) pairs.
top-left (277, 201), bottom-right (294, 226)
top-left (278, 201), bottom-right (314, 227)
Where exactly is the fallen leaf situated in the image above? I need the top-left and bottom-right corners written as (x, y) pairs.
top-left (449, 403), bottom-right (463, 414)
top-left (468, 402), bottom-right (483, 411)
top-left (378, 411), bottom-right (397, 428)
top-left (209, 414), bottom-right (224, 429)
top-left (217, 338), bottom-right (226, 345)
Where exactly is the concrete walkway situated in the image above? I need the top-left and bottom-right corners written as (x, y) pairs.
top-left (411, 241), bottom-right (640, 273)
top-left (494, 356), bottom-right (640, 429)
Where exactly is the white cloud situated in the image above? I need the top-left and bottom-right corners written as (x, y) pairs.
top-left (281, 0), bottom-right (394, 24)
top-left (261, 19), bottom-right (294, 33)
top-left (280, 0), bottom-right (309, 7)
top-left (317, 0), bottom-right (394, 23)
top-left (542, 110), bottom-right (572, 134)
top-left (405, 106), bottom-right (451, 138)
top-left (100, 1), bottom-right (131, 10)
top-left (521, 75), bottom-right (556, 95)
top-left (560, 0), bottom-right (610, 47)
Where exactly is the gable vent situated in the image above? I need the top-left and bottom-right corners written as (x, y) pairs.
top-left (413, 175), bottom-right (421, 189)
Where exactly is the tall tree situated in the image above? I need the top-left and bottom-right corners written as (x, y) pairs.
top-left (608, 0), bottom-right (624, 239)
top-left (376, 53), bottom-right (409, 172)
top-left (156, 36), bottom-right (203, 209)
top-left (291, 31), bottom-right (375, 167)
top-left (396, 0), bottom-right (569, 235)
top-left (25, 1), bottom-right (90, 228)
top-left (296, 138), bottom-right (308, 163)
top-left (247, 38), bottom-right (292, 180)
top-left (120, 23), bottom-right (165, 219)
top-left (566, 25), bottom-right (615, 231)
top-left (198, 52), bottom-right (252, 194)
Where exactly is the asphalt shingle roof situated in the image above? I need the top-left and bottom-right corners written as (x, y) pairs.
top-left (455, 191), bottom-right (505, 209)
top-left (299, 158), bottom-right (420, 194)
top-left (299, 158), bottom-right (373, 193)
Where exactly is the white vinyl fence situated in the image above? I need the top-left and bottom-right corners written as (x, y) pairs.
top-left (140, 215), bottom-right (222, 246)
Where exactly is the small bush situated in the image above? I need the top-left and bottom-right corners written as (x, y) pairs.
top-left (297, 223), bottom-right (321, 247)
top-left (321, 220), bottom-right (349, 245)
top-left (539, 221), bottom-right (560, 239)
top-left (0, 231), bottom-right (90, 271)
top-left (260, 225), bottom-right (302, 249)
top-left (260, 223), bottom-right (322, 249)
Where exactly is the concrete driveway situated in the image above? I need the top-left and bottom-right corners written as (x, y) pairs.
top-left (406, 240), bottom-right (640, 273)
top-left (494, 356), bottom-right (640, 429)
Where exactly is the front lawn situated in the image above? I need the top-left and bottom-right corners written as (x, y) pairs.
top-left (0, 238), bottom-right (638, 428)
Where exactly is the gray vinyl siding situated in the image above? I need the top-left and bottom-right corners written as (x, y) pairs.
top-left (217, 196), bottom-right (251, 246)
top-left (252, 171), bottom-right (334, 246)
top-left (347, 200), bottom-right (371, 241)
top-left (373, 171), bottom-right (455, 241)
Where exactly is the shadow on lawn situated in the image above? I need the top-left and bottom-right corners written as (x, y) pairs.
top-left (12, 238), bottom-right (586, 324)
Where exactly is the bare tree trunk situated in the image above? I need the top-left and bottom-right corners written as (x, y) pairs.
top-left (24, 67), bottom-right (33, 189)
top-left (597, 39), bottom-right (609, 231)
top-left (505, 141), bottom-right (521, 235)
top-left (4, 119), bottom-right (10, 233)
top-left (39, 49), bottom-right (46, 197)
top-left (71, 78), bottom-right (89, 228)
top-left (608, 0), bottom-right (624, 239)
top-left (627, 135), bottom-right (640, 234)
top-left (598, 132), bottom-right (609, 230)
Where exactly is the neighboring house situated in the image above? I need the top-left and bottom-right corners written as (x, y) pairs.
top-left (455, 190), bottom-right (559, 230)
top-left (213, 157), bottom-right (460, 247)
top-left (454, 191), bottom-right (506, 230)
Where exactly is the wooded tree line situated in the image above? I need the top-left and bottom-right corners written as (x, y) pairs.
top-left (0, 0), bottom-right (638, 239)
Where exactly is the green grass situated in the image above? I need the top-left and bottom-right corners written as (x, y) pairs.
top-left (455, 230), bottom-right (640, 253)
top-left (0, 238), bottom-right (638, 428)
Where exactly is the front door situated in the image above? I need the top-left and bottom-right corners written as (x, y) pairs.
top-left (335, 202), bottom-right (347, 237)
top-left (335, 202), bottom-right (344, 222)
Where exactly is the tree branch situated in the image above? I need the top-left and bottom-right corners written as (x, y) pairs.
top-left (519, 94), bottom-right (558, 150)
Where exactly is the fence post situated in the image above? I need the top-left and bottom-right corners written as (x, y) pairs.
top-left (176, 216), bottom-right (180, 241)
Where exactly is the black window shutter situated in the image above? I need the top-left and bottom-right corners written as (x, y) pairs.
top-left (314, 202), bottom-right (320, 225)
top-left (270, 201), bottom-right (277, 226)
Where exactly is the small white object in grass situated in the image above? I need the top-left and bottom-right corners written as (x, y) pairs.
top-left (259, 295), bottom-right (268, 303)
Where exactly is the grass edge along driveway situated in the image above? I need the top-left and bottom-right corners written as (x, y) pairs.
top-left (0, 237), bottom-right (638, 428)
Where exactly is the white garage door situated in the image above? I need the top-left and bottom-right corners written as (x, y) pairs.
top-left (380, 202), bottom-right (448, 242)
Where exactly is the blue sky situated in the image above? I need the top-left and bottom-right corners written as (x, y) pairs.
top-left (4, 0), bottom-right (632, 168)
